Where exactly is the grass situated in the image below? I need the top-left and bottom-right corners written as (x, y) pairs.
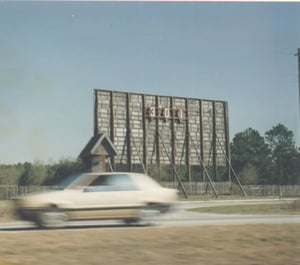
top-left (189, 199), bottom-right (300, 215)
top-left (0, 224), bottom-right (300, 265)
top-left (0, 200), bottom-right (16, 222)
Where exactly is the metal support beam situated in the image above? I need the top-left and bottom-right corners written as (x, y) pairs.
top-left (142, 95), bottom-right (148, 173)
top-left (155, 96), bottom-right (161, 181)
top-left (185, 98), bottom-right (191, 182)
top-left (223, 101), bottom-right (231, 183)
top-left (199, 100), bottom-right (205, 181)
top-left (110, 91), bottom-right (115, 170)
top-left (212, 101), bottom-right (217, 180)
top-left (216, 134), bottom-right (247, 196)
top-left (130, 131), bottom-right (147, 174)
top-left (189, 132), bottom-right (218, 197)
top-left (170, 97), bottom-right (176, 182)
top-left (158, 132), bottom-right (188, 198)
top-left (93, 89), bottom-right (99, 136)
top-left (126, 93), bottom-right (132, 172)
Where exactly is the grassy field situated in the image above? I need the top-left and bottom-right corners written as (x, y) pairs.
top-left (0, 224), bottom-right (300, 265)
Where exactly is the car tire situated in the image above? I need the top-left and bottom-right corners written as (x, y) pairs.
top-left (123, 218), bottom-right (139, 225)
top-left (37, 206), bottom-right (67, 229)
top-left (137, 204), bottom-right (161, 226)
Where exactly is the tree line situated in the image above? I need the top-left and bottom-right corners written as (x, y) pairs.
top-left (231, 123), bottom-right (300, 185)
top-left (0, 123), bottom-right (299, 186)
top-left (0, 159), bottom-right (86, 186)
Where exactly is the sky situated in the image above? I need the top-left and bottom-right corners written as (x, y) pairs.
top-left (0, 1), bottom-right (300, 164)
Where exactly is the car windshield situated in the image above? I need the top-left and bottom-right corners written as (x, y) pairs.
top-left (55, 173), bottom-right (93, 190)
top-left (54, 174), bottom-right (78, 189)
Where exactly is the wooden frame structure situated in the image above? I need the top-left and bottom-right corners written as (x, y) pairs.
top-left (93, 89), bottom-right (232, 187)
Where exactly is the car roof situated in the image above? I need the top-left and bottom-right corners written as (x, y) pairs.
top-left (75, 172), bottom-right (160, 189)
top-left (82, 172), bottom-right (146, 177)
top-left (62, 172), bottom-right (161, 190)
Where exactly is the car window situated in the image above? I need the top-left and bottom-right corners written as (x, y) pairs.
top-left (58, 174), bottom-right (96, 190)
top-left (84, 174), bottom-right (138, 192)
top-left (65, 174), bottom-right (96, 190)
top-left (55, 173), bottom-right (82, 190)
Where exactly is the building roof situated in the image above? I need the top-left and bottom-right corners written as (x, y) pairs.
top-left (79, 133), bottom-right (118, 159)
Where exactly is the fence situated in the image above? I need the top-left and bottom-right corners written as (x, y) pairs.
top-left (163, 182), bottom-right (232, 195)
top-left (233, 185), bottom-right (300, 197)
top-left (0, 185), bottom-right (55, 200)
top-left (164, 182), bottom-right (300, 197)
top-left (1, 183), bottom-right (300, 200)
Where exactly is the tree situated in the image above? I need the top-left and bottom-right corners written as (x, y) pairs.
top-left (265, 123), bottom-right (300, 184)
top-left (231, 128), bottom-right (271, 184)
top-left (0, 164), bottom-right (23, 185)
top-left (18, 162), bottom-right (48, 186)
top-left (43, 159), bottom-right (86, 185)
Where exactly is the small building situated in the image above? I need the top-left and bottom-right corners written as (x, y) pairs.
top-left (79, 133), bottom-right (118, 172)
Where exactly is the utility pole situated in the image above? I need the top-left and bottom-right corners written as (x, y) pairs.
top-left (295, 48), bottom-right (300, 147)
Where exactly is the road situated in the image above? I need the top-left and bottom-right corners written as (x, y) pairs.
top-left (159, 198), bottom-right (300, 226)
top-left (1, 198), bottom-right (299, 232)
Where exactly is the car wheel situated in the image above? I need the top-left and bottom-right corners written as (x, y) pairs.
top-left (137, 204), bottom-right (161, 226)
top-left (37, 207), bottom-right (67, 229)
top-left (123, 218), bottom-right (139, 225)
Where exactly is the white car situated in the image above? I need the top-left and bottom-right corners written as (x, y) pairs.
top-left (15, 172), bottom-right (178, 228)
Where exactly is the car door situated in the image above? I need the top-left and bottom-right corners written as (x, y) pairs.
top-left (68, 174), bottom-right (143, 220)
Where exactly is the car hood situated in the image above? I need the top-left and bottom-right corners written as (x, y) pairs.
top-left (16, 189), bottom-right (78, 208)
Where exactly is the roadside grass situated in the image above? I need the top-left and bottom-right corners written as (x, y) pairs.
top-left (189, 199), bottom-right (300, 215)
top-left (0, 200), bottom-right (16, 222)
top-left (0, 224), bottom-right (299, 265)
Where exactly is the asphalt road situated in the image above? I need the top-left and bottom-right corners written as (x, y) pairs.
top-left (159, 198), bottom-right (300, 226)
top-left (1, 199), bottom-right (299, 232)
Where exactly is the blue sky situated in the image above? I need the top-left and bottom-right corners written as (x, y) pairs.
top-left (0, 2), bottom-right (299, 164)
